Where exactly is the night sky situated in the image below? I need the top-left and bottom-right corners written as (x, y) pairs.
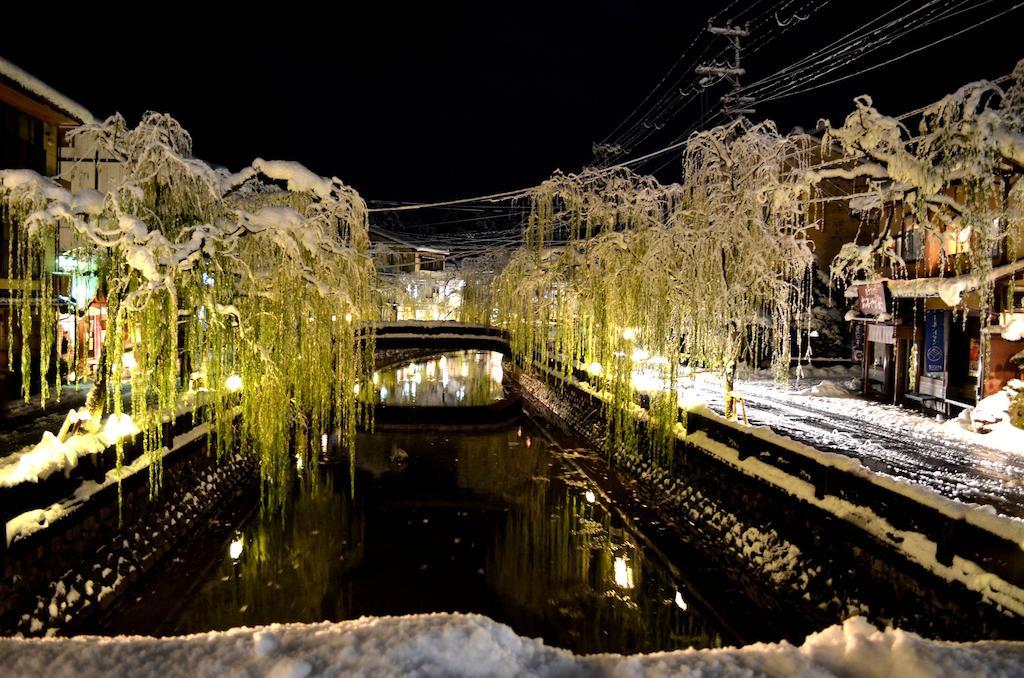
top-left (4, 2), bottom-right (1022, 207)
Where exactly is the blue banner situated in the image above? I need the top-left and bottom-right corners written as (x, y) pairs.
top-left (924, 310), bottom-right (945, 373)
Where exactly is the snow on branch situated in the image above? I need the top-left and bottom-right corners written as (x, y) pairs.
top-left (1, 113), bottom-right (376, 500)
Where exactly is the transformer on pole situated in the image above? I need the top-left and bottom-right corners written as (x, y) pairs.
top-left (695, 22), bottom-right (756, 120)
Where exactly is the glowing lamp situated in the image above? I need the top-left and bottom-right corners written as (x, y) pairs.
top-left (225, 374), bottom-right (243, 393)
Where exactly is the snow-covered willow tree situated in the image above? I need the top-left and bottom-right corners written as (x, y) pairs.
top-left (1, 113), bottom-right (376, 500)
top-left (494, 119), bottom-right (817, 461)
top-left (814, 59), bottom-right (1024, 313)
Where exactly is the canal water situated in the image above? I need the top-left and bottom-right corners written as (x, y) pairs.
top-left (96, 351), bottom-right (731, 655)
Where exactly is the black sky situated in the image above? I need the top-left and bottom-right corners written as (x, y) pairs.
top-left (4, 2), bottom-right (1022, 206)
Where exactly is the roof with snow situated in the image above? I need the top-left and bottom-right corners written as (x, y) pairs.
top-left (0, 56), bottom-right (95, 125)
top-left (369, 226), bottom-right (450, 256)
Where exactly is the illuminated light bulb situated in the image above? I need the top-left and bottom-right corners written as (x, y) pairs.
top-left (372, 372), bottom-right (380, 385)
top-left (68, 370), bottom-right (77, 383)
top-left (585, 490), bottom-right (596, 503)
top-left (121, 351), bottom-right (138, 371)
top-left (344, 313), bottom-right (353, 323)
top-left (229, 536), bottom-right (243, 561)
top-left (353, 383), bottom-right (361, 395)
top-left (331, 315), bottom-right (337, 322)
top-left (226, 374), bottom-right (243, 393)
top-left (103, 413), bottom-right (136, 441)
top-left (586, 362), bottom-right (603, 377)
top-left (614, 556), bottom-right (634, 589)
top-left (675, 591), bottom-right (688, 611)
top-left (631, 371), bottom-right (663, 393)
top-left (622, 328), bottom-right (637, 342)
top-left (296, 453), bottom-right (304, 471)
top-left (439, 355), bottom-right (448, 370)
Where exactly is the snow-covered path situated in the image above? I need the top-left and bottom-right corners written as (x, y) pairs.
top-left (693, 379), bottom-right (1024, 518)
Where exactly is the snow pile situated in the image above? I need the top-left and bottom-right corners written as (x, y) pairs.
top-left (795, 380), bottom-right (854, 398)
top-left (0, 410), bottom-right (139, 488)
top-left (954, 381), bottom-right (1024, 450)
top-left (0, 614), bottom-right (1020, 677)
top-left (1002, 318), bottom-right (1024, 342)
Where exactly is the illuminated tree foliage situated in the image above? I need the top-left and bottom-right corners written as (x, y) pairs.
top-left (1, 113), bottom-right (376, 500)
top-left (495, 119), bottom-right (817, 461)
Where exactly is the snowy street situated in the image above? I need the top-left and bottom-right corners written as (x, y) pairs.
top-left (692, 373), bottom-right (1024, 518)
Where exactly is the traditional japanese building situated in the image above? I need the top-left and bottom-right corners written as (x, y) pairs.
top-left (845, 179), bottom-right (1024, 415)
top-left (0, 56), bottom-right (95, 398)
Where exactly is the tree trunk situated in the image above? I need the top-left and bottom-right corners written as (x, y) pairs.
top-left (724, 358), bottom-right (737, 420)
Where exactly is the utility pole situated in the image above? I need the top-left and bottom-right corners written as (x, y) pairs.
top-left (695, 22), bottom-right (756, 120)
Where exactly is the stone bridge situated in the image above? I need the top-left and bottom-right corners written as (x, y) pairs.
top-left (364, 321), bottom-right (511, 356)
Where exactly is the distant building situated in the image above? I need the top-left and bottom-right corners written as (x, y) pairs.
top-left (369, 225), bottom-right (448, 273)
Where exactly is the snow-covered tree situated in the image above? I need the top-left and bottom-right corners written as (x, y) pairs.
top-left (1, 113), bottom-right (376, 499)
top-left (494, 119), bottom-right (818, 460)
top-left (811, 59), bottom-right (1024, 314)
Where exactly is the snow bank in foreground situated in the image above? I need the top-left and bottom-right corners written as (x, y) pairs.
top-left (0, 614), bottom-right (1020, 677)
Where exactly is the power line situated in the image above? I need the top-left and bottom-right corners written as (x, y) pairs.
top-left (753, 0), bottom-right (1023, 105)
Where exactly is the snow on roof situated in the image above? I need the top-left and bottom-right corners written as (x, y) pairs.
top-left (850, 259), bottom-right (1024, 306)
top-left (1, 613), bottom-right (1021, 675)
top-left (0, 56), bottom-right (95, 124)
top-left (369, 226), bottom-right (450, 256)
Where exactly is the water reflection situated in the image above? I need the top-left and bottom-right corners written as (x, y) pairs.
top-left (103, 419), bottom-right (725, 654)
top-left (368, 350), bottom-right (506, 407)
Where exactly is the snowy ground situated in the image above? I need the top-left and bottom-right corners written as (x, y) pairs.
top-left (689, 368), bottom-right (1024, 517)
top-left (1, 613), bottom-right (1022, 677)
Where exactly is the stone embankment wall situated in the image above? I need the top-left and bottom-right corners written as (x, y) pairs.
top-left (516, 366), bottom-right (1024, 641)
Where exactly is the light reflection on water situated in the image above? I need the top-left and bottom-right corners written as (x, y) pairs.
top-left (369, 350), bottom-right (506, 407)
top-left (97, 352), bottom-right (726, 655)
top-left (132, 422), bottom-right (722, 654)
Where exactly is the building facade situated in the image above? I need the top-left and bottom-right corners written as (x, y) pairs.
top-left (0, 57), bottom-right (96, 399)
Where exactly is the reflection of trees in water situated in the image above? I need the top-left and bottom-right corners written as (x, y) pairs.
top-left (454, 429), bottom-right (548, 503)
top-left (171, 472), bottom-right (364, 631)
top-left (489, 476), bottom-right (723, 654)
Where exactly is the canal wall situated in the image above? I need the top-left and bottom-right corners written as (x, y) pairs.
top-left (0, 414), bottom-right (256, 637)
top-left (516, 363), bottom-right (1024, 641)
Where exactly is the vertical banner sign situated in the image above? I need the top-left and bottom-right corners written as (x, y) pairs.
top-left (851, 321), bottom-right (865, 362)
top-left (924, 310), bottom-right (945, 373)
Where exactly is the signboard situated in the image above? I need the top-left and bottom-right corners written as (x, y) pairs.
top-left (857, 283), bottom-right (888, 316)
top-left (924, 310), bottom-right (945, 374)
top-left (851, 320), bottom-right (865, 362)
